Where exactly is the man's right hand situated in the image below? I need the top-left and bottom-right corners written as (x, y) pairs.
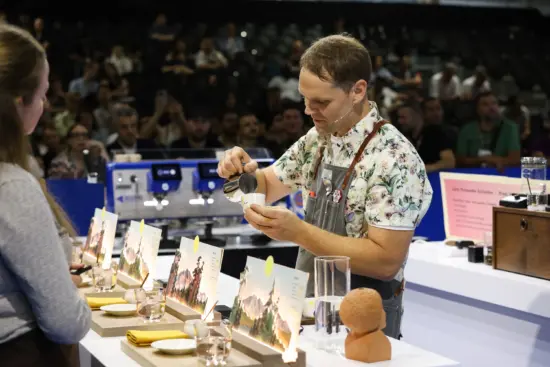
top-left (217, 147), bottom-right (258, 179)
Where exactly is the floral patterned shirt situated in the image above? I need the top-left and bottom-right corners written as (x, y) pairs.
top-left (273, 102), bottom-right (433, 238)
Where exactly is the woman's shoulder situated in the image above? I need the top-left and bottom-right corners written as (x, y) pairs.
top-left (0, 163), bottom-right (37, 187)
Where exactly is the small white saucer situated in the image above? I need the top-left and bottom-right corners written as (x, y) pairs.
top-left (100, 304), bottom-right (136, 316)
top-left (303, 297), bottom-right (316, 318)
top-left (151, 339), bottom-right (197, 355)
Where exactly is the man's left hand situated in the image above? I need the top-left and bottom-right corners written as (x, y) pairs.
top-left (244, 205), bottom-right (305, 243)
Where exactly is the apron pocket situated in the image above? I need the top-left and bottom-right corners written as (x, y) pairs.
top-left (304, 197), bottom-right (319, 226)
top-left (321, 201), bottom-right (339, 233)
top-left (382, 294), bottom-right (403, 340)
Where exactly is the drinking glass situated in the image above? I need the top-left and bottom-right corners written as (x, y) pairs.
top-left (521, 157), bottom-right (548, 211)
top-left (135, 287), bottom-right (166, 322)
top-left (313, 256), bottom-right (350, 351)
top-left (92, 260), bottom-right (118, 292)
top-left (196, 335), bottom-right (230, 366)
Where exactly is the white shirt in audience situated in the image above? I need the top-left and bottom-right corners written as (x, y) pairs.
top-left (462, 75), bottom-right (491, 97)
top-left (430, 72), bottom-right (462, 100)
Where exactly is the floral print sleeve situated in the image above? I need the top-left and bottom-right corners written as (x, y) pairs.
top-left (272, 128), bottom-right (319, 192)
top-left (364, 133), bottom-right (432, 230)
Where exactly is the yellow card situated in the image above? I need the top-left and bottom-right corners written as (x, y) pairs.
top-left (139, 219), bottom-right (144, 235)
top-left (101, 207), bottom-right (106, 219)
top-left (193, 236), bottom-right (199, 253)
top-left (264, 255), bottom-right (274, 277)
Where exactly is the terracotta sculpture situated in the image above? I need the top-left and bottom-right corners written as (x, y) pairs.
top-left (339, 288), bottom-right (391, 363)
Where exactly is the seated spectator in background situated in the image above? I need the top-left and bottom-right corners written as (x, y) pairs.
top-left (102, 62), bottom-right (129, 99)
top-left (237, 112), bottom-right (263, 149)
top-left (264, 114), bottom-right (287, 158)
top-left (39, 124), bottom-right (63, 176)
top-left (149, 13), bottom-right (175, 42)
top-left (49, 123), bottom-right (109, 179)
top-left (397, 101), bottom-right (455, 172)
top-left (217, 22), bottom-right (244, 59)
top-left (140, 92), bottom-right (187, 147)
top-left (370, 55), bottom-right (393, 85)
top-left (532, 116), bottom-right (550, 160)
top-left (282, 105), bottom-right (306, 145)
top-left (107, 107), bottom-right (163, 160)
top-left (393, 55), bottom-right (423, 89)
top-left (68, 60), bottom-right (99, 99)
top-left (46, 76), bottom-right (66, 114)
top-left (54, 91), bottom-right (80, 137)
top-left (218, 110), bottom-right (239, 148)
top-left (106, 45), bottom-right (133, 76)
top-left (430, 62), bottom-right (461, 101)
top-left (422, 97), bottom-right (458, 146)
top-left (501, 95), bottom-right (531, 143)
top-left (162, 39), bottom-right (194, 76)
top-left (31, 17), bottom-right (49, 51)
top-left (93, 82), bottom-right (115, 142)
top-left (170, 107), bottom-right (223, 158)
top-left (195, 37), bottom-right (228, 71)
top-left (456, 91), bottom-right (520, 171)
top-left (462, 65), bottom-right (491, 100)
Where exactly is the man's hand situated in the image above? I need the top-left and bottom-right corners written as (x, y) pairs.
top-left (217, 147), bottom-right (258, 179)
top-left (244, 205), bottom-right (305, 243)
top-left (483, 156), bottom-right (505, 172)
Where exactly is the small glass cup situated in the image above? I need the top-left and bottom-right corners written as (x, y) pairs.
top-left (196, 335), bottom-right (230, 366)
top-left (135, 287), bottom-right (166, 323)
top-left (92, 260), bottom-right (118, 292)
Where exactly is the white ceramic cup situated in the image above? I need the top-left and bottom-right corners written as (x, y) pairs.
top-left (183, 319), bottom-right (209, 338)
top-left (241, 193), bottom-right (266, 210)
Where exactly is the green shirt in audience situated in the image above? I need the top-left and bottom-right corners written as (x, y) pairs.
top-left (456, 119), bottom-right (520, 158)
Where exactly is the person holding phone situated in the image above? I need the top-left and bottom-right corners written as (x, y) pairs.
top-left (0, 24), bottom-right (91, 366)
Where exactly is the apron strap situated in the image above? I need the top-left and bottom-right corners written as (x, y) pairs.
top-left (341, 120), bottom-right (388, 190)
top-left (312, 119), bottom-right (388, 190)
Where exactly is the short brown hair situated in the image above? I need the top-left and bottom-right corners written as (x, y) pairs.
top-left (300, 34), bottom-right (372, 91)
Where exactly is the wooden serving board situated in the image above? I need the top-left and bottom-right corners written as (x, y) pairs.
top-left (212, 326), bottom-right (306, 367)
top-left (165, 298), bottom-right (221, 325)
top-left (117, 272), bottom-right (143, 289)
top-left (91, 311), bottom-right (185, 337)
top-left (78, 284), bottom-right (127, 299)
top-left (120, 339), bottom-right (261, 367)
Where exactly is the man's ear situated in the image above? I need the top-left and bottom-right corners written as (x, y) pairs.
top-left (353, 80), bottom-right (368, 104)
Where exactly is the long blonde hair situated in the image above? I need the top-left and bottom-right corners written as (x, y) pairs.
top-left (38, 178), bottom-right (77, 238)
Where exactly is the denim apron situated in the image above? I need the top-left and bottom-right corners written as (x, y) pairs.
top-left (296, 120), bottom-right (404, 339)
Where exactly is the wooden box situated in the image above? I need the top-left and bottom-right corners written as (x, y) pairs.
top-left (493, 207), bottom-right (550, 280)
top-left (91, 311), bottom-right (185, 337)
top-left (120, 339), bottom-right (261, 367)
top-left (78, 284), bottom-right (126, 299)
top-left (212, 326), bottom-right (306, 367)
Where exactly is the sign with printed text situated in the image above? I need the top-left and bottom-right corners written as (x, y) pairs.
top-left (229, 256), bottom-right (309, 362)
top-left (118, 221), bottom-right (162, 287)
top-left (440, 172), bottom-right (521, 242)
top-left (165, 236), bottom-right (224, 319)
top-left (82, 208), bottom-right (118, 268)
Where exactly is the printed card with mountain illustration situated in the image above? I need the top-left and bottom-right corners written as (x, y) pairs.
top-left (165, 236), bottom-right (224, 318)
top-left (229, 256), bottom-right (309, 358)
top-left (82, 208), bottom-right (118, 267)
top-left (118, 221), bottom-right (162, 285)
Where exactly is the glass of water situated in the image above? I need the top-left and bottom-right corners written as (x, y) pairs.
top-left (521, 157), bottom-right (547, 211)
top-left (196, 335), bottom-right (230, 366)
top-left (92, 260), bottom-right (118, 292)
top-left (313, 256), bottom-right (350, 351)
top-left (135, 287), bottom-right (166, 323)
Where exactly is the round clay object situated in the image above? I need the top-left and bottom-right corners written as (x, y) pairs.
top-left (339, 288), bottom-right (384, 335)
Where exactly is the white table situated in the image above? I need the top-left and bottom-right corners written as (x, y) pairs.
top-left (80, 255), bottom-right (459, 367)
top-left (402, 241), bottom-right (550, 367)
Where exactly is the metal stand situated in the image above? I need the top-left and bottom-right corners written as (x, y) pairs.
top-left (201, 220), bottom-right (227, 247)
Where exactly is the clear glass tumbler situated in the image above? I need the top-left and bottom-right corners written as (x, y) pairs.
top-left (196, 335), bottom-right (229, 366)
top-left (521, 156), bottom-right (547, 211)
top-left (313, 256), bottom-right (350, 351)
top-left (92, 260), bottom-right (118, 292)
top-left (135, 286), bottom-right (166, 323)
